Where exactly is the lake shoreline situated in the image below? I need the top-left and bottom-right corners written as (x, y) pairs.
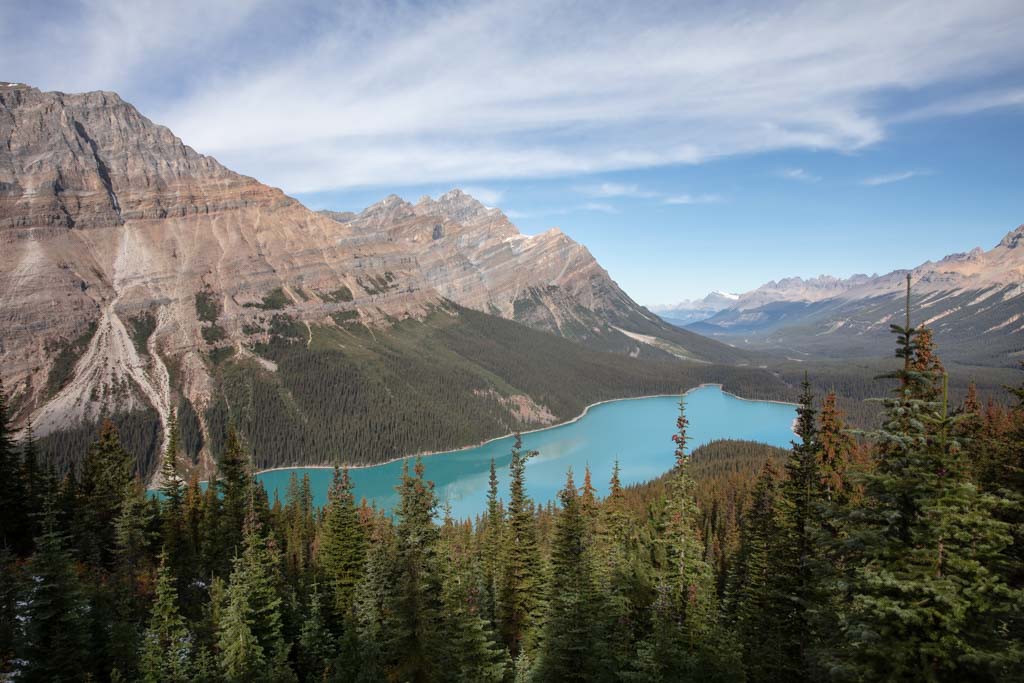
top-left (252, 383), bottom-right (800, 477)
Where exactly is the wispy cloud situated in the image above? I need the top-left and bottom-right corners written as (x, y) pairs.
top-left (4, 1), bottom-right (1024, 191)
top-left (663, 193), bottom-right (723, 205)
top-left (778, 168), bottom-right (821, 183)
top-left (580, 202), bottom-right (619, 214)
top-left (577, 183), bottom-right (720, 206)
top-left (861, 170), bottom-right (929, 186)
top-left (894, 87), bottom-right (1024, 122)
top-left (575, 182), bottom-right (659, 198)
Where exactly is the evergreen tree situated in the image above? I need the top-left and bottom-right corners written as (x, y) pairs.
top-left (222, 495), bottom-right (293, 680)
top-left (437, 504), bottom-right (509, 683)
top-left (596, 460), bottom-right (635, 671)
top-left (728, 461), bottom-right (786, 681)
top-left (217, 428), bottom-right (251, 571)
top-left (0, 379), bottom-right (27, 554)
top-left (830, 276), bottom-right (1024, 680)
top-left (636, 397), bottom-right (740, 682)
top-left (159, 411), bottom-right (187, 573)
top-left (140, 556), bottom-right (194, 682)
top-left (536, 469), bottom-right (606, 682)
top-left (17, 501), bottom-right (92, 682)
top-left (319, 466), bottom-right (366, 624)
top-left (282, 472), bottom-right (315, 589)
top-left (109, 477), bottom-right (156, 678)
top-left (218, 575), bottom-right (267, 682)
top-left (818, 391), bottom-right (855, 504)
top-left (386, 457), bottom-right (446, 681)
top-left (773, 376), bottom-right (822, 679)
top-left (497, 435), bottom-right (544, 658)
top-left (354, 519), bottom-right (402, 680)
top-left (19, 423), bottom-right (46, 549)
top-left (0, 547), bottom-right (18, 672)
top-left (480, 457), bottom-right (504, 626)
top-left (79, 419), bottom-right (134, 567)
top-left (296, 584), bottom-right (334, 682)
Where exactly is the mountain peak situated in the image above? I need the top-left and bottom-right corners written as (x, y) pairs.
top-left (998, 225), bottom-right (1024, 249)
top-left (415, 188), bottom-right (495, 223)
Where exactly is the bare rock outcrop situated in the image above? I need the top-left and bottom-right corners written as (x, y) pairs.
top-left (1, 83), bottom-right (712, 467)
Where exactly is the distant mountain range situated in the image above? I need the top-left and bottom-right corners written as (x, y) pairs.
top-left (0, 83), bottom-right (749, 478)
top-left (650, 291), bottom-right (740, 325)
top-left (666, 230), bottom-right (1024, 366)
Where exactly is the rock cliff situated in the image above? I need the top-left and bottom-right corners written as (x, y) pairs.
top-left (0, 83), bottom-right (735, 475)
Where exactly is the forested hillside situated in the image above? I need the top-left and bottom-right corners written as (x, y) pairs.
top-left (30, 299), bottom-right (1018, 478)
top-left (1, 302), bottom-right (1022, 681)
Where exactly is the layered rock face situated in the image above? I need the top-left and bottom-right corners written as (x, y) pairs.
top-left (1, 84), bottom-right (723, 465)
top-left (330, 189), bottom-right (654, 336)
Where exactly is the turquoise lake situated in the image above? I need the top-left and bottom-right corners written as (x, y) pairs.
top-left (255, 385), bottom-right (797, 520)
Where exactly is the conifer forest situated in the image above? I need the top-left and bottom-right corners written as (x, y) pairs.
top-left (1, 300), bottom-right (1022, 682)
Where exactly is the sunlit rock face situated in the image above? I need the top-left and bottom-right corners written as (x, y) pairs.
top-left (1, 84), bottom-right (686, 449)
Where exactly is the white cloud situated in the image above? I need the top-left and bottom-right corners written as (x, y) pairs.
top-left (894, 87), bottom-right (1024, 121)
top-left (861, 170), bottom-right (929, 186)
top-left (664, 193), bottom-right (723, 205)
top-left (4, 1), bottom-right (1024, 192)
top-left (778, 168), bottom-right (821, 183)
top-left (575, 182), bottom-right (659, 198)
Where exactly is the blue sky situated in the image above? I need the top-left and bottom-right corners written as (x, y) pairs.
top-left (2, 0), bottom-right (1022, 304)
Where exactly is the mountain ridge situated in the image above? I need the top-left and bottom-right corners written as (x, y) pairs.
top-left (0, 83), bottom-right (746, 478)
top-left (674, 226), bottom-right (1024, 365)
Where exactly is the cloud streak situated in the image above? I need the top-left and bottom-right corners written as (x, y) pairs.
top-left (3, 0), bottom-right (1023, 192)
top-left (663, 194), bottom-right (723, 205)
top-left (778, 168), bottom-right (821, 183)
top-left (861, 170), bottom-right (929, 186)
top-left (575, 182), bottom-right (659, 198)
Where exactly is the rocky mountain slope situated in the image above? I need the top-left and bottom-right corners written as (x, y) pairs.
top-left (0, 83), bottom-right (746, 477)
top-left (683, 229), bottom-right (1024, 365)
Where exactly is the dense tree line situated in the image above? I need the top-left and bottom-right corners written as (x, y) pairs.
top-left (202, 305), bottom-right (807, 469)
top-left (25, 302), bottom-right (1017, 477)
top-left (1, 290), bottom-right (1022, 681)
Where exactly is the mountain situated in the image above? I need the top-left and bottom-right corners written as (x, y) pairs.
top-left (0, 83), bottom-right (752, 477)
top-left (650, 291), bottom-right (740, 325)
top-left (684, 230), bottom-right (1024, 365)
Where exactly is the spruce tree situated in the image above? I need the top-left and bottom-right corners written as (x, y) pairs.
top-left (0, 547), bottom-right (18, 673)
top-left (727, 461), bottom-right (785, 681)
top-left (818, 391), bottom-right (855, 504)
top-left (480, 457), bottom-right (504, 626)
top-left (354, 518), bottom-right (402, 680)
top-left (296, 584), bottom-right (334, 682)
top-left (79, 419), bottom-right (134, 567)
top-left (389, 457), bottom-right (445, 681)
top-left (218, 427), bottom-right (251, 569)
top-left (636, 397), bottom-right (740, 682)
top-left (110, 477), bottom-right (156, 678)
top-left (219, 495), bottom-right (294, 681)
top-left (773, 376), bottom-right (822, 680)
top-left (536, 469), bottom-right (605, 682)
top-left (140, 556), bottom-right (194, 682)
top-left (17, 501), bottom-right (92, 682)
top-left (318, 466), bottom-right (366, 625)
top-left (830, 276), bottom-right (1024, 680)
top-left (497, 435), bottom-right (544, 658)
top-left (0, 379), bottom-right (27, 554)
top-left (218, 576), bottom-right (266, 682)
top-left (19, 423), bottom-right (45, 549)
top-left (437, 500), bottom-right (509, 683)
